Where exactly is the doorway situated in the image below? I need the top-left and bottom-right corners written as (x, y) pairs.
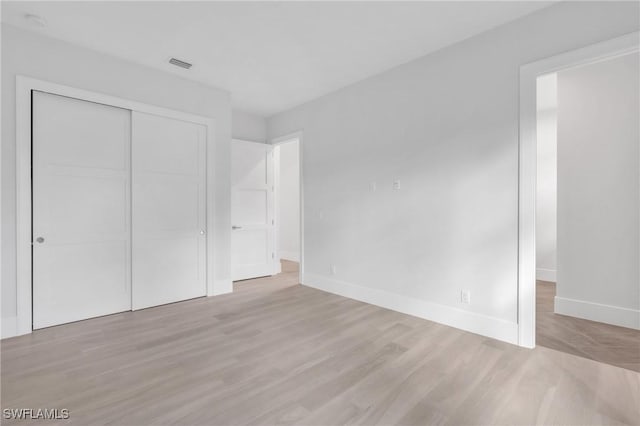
top-left (230, 134), bottom-right (303, 284)
top-left (536, 57), bottom-right (640, 371)
top-left (519, 32), bottom-right (639, 370)
top-left (274, 138), bottom-right (301, 272)
top-left (273, 133), bottom-right (303, 284)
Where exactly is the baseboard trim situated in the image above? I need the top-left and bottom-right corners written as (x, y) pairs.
top-left (280, 251), bottom-right (300, 262)
top-left (555, 296), bottom-right (640, 330)
top-left (536, 268), bottom-right (556, 282)
top-left (212, 279), bottom-right (233, 296)
top-left (302, 273), bottom-right (518, 345)
top-left (1, 316), bottom-right (18, 339)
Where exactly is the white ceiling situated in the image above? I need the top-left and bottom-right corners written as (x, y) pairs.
top-left (2, 1), bottom-right (553, 116)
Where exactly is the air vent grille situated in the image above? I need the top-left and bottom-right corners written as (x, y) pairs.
top-left (169, 58), bottom-right (192, 69)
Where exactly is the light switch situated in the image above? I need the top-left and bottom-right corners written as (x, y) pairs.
top-left (393, 180), bottom-right (401, 190)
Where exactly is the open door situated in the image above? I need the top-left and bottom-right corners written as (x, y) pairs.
top-left (231, 139), bottom-right (277, 281)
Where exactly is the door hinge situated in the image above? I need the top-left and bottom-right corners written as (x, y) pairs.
top-left (272, 252), bottom-right (275, 259)
top-left (272, 219), bottom-right (274, 225)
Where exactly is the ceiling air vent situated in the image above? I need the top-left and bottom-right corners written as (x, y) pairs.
top-left (169, 58), bottom-right (192, 69)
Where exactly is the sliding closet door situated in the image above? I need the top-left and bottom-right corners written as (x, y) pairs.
top-left (131, 112), bottom-right (207, 309)
top-left (32, 91), bottom-right (132, 329)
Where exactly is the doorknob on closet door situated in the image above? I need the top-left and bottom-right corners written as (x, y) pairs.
top-left (35, 237), bottom-right (45, 243)
top-left (232, 225), bottom-right (242, 230)
top-left (199, 230), bottom-right (206, 235)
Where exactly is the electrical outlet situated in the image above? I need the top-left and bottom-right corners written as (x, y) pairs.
top-left (460, 290), bottom-right (471, 305)
top-left (330, 264), bottom-right (337, 275)
top-left (370, 181), bottom-right (377, 192)
top-left (393, 180), bottom-right (401, 190)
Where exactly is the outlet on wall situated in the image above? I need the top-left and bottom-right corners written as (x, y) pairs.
top-left (460, 290), bottom-right (471, 304)
top-left (393, 180), bottom-right (401, 190)
top-left (370, 181), bottom-right (377, 192)
top-left (330, 264), bottom-right (337, 275)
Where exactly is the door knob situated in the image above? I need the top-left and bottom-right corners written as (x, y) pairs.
top-left (35, 237), bottom-right (45, 243)
top-left (200, 230), bottom-right (206, 235)
top-left (232, 225), bottom-right (242, 230)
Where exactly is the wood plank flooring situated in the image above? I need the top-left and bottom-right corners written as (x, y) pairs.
top-left (536, 280), bottom-right (640, 372)
top-left (1, 263), bottom-right (639, 425)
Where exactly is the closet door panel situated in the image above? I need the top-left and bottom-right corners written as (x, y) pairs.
top-left (132, 112), bottom-right (207, 310)
top-left (32, 91), bottom-right (132, 329)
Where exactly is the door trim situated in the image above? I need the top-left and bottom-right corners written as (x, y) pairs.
top-left (271, 131), bottom-right (304, 285)
top-left (517, 32), bottom-right (639, 348)
top-left (15, 76), bottom-right (217, 337)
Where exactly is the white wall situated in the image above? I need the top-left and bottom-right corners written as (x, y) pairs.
top-left (555, 52), bottom-right (639, 329)
top-left (267, 1), bottom-right (640, 344)
top-left (536, 73), bottom-right (558, 282)
top-left (232, 109), bottom-right (267, 143)
top-left (277, 141), bottom-right (300, 262)
top-left (1, 25), bottom-right (233, 336)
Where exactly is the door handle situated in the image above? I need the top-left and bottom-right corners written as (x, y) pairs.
top-left (200, 230), bottom-right (206, 235)
top-left (232, 225), bottom-right (242, 230)
top-left (35, 237), bottom-right (45, 243)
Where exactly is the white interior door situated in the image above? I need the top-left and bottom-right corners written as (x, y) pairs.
top-left (32, 91), bottom-right (132, 329)
top-left (231, 139), bottom-right (276, 281)
top-left (131, 112), bottom-right (207, 309)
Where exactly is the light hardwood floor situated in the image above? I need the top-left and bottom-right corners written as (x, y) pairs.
top-left (536, 280), bottom-right (640, 372)
top-left (1, 262), bottom-right (639, 425)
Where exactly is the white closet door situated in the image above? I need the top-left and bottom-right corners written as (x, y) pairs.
top-left (231, 139), bottom-right (276, 281)
top-left (131, 112), bottom-right (207, 310)
top-left (32, 91), bottom-right (132, 329)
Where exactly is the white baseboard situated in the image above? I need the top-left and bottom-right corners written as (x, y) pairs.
top-left (280, 251), bottom-right (300, 262)
top-left (212, 279), bottom-right (233, 296)
top-left (3, 280), bottom-right (235, 339)
top-left (536, 268), bottom-right (556, 282)
top-left (1, 316), bottom-right (18, 339)
top-left (302, 273), bottom-right (519, 345)
top-left (555, 296), bottom-right (640, 330)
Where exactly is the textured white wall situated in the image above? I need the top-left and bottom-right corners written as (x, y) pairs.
top-left (1, 25), bottom-right (232, 328)
top-left (267, 2), bottom-right (639, 340)
top-left (556, 52), bottom-right (639, 329)
top-left (277, 141), bottom-right (300, 261)
top-left (536, 73), bottom-right (558, 282)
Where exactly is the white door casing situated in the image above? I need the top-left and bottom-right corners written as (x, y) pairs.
top-left (32, 91), bottom-right (132, 329)
top-left (231, 139), bottom-right (276, 281)
top-left (518, 31), bottom-right (639, 347)
top-left (131, 112), bottom-right (208, 309)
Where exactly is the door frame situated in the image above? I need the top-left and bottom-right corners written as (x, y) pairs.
top-left (15, 75), bottom-right (216, 337)
top-left (517, 32), bottom-right (639, 348)
top-left (271, 131), bottom-right (304, 285)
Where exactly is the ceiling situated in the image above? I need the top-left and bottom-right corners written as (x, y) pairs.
top-left (2, 1), bottom-right (553, 116)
